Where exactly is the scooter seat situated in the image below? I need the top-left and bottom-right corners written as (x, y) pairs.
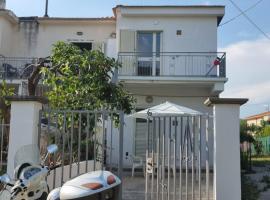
top-left (60, 171), bottom-right (121, 200)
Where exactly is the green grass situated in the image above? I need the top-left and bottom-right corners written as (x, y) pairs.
top-left (251, 156), bottom-right (270, 167)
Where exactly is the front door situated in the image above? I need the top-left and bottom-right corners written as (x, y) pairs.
top-left (137, 32), bottom-right (161, 76)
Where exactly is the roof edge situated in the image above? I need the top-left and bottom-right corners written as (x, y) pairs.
top-left (38, 16), bottom-right (115, 21)
top-left (114, 5), bottom-right (225, 9)
top-left (0, 9), bottom-right (19, 24)
top-left (37, 17), bottom-right (116, 24)
top-left (113, 5), bottom-right (225, 25)
top-left (245, 111), bottom-right (270, 120)
top-left (204, 97), bottom-right (248, 107)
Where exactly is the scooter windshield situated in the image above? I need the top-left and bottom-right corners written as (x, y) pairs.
top-left (14, 144), bottom-right (40, 168)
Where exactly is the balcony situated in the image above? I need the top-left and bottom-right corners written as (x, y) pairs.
top-left (0, 56), bottom-right (50, 96)
top-left (0, 56), bottom-right (38, 80)
top-left (118, 52), bottom-right (226, 78)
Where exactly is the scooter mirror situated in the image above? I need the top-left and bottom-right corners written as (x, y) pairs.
top-left (0, 174), bottom-right (11, 183)
top-left (47, 144), bottom-right (58, 154)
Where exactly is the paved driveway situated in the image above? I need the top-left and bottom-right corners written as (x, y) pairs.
top-left (122, 172), bottom-right (213, 200)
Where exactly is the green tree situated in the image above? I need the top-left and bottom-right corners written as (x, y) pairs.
top-left (240, 120), bottom-right (255, 143)
top-left (240, 120), bottom-right (255, 171)
top-left (42, 41), bottom-right (135, 114)
top-left (253, 140), bottom-right (263, 156)
top-left (261, 126), bottom-right (270, 137)
top-left (40, 42), bottom-right (136, 164)
top-left (0, 81), bottom-right (15, 160)
top-left (0, 81), bottom-right (15, 124)
top-left (257, 120), bottom-right (270, 137)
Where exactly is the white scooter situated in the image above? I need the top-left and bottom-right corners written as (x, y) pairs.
top-left (47, 170), bottom-right (121, 200)
top-left (0, 144), bottom-right (58, 200)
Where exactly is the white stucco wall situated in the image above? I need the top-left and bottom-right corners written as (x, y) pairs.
top-left (213, 104), bottom-right (241, 200)
top-left (106, 116), bottom-right (135, 167)
top-left (36, 21), bottom-right (115, 57)
top-left (116, 16), bottom-right (217, 53)
top-left (106, 38), bottom-right (117, 59)
top-left (11, 20), bottom-right (116, 57)
top-left (7, 100), bottom-right (42, 177)
top-left (0, 15), bottom-right (116, 58)
top-left (0, 17), bottom-right (16, 56)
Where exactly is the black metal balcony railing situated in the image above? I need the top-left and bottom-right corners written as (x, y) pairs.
top-left (0, 56), bottom-right (38, 80)
top-left (0, 52), bottom-right (226, 81)
top-left (118, 52), bottom-right (226, 78)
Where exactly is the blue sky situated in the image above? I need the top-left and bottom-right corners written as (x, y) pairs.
top-left (6, 0), bottom-right (270, 118)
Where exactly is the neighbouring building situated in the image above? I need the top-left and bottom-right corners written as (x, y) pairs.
top-left (246, 111), bottom-right (270, 127)
top-left (0, 4), bottom-right (227, 167)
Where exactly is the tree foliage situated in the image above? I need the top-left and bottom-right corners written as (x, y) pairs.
top-left (0, 81), bottom-right (15, 124)
top-left (42, 41), bottom-right (135, 114)
top-left (240, 120), bottom-right (270, 157)
top-left (253, 140), bottom-right (263, 156)
top-left (240, 120), bottom-right (255, 143)
top-left (256, 121), bottom-right (270, 137)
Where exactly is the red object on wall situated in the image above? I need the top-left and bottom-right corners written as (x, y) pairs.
top-left (214, 58), bottom-right (221, 66)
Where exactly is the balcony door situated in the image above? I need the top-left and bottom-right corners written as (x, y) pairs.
top-left (137, 32), bottom-right (161, 76)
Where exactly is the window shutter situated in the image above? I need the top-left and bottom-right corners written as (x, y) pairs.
top-left (119, 30), bottom-right (136, 52)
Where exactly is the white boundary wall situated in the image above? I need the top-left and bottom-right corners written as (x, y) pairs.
top-left (205, 98), bottom-right (248, 200)
top-left (7, 99), bottom-right (42, 177)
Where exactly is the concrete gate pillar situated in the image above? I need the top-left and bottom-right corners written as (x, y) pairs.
top-left (6, 96), bottom-right (47, 177)
top-left (205, 97), bottom-right (248, 200)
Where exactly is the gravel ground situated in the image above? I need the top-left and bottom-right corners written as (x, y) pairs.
top-left (246, 166), bottom-right (270, 200)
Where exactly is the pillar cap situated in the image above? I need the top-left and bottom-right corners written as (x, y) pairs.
top-left (5, 95), bottom-right (48, 104)
top-left (204, 97), bottom-right (248, 107)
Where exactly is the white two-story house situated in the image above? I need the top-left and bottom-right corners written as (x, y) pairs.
top-left (0, 3), bottom-right (227, 167)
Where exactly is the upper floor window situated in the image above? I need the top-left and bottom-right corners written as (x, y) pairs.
top-left (72, 42), bottom-right (92, 51)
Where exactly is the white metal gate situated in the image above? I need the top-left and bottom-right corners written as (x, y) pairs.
top-left (38, 110), bottom-right (125, 192)
top-left (145, 115), bottom-right (213, 200)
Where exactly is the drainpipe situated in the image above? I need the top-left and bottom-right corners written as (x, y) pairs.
top-left (44, 0), bottom-right (49, 17)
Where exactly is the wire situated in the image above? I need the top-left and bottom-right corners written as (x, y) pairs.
top-left (228, 0), bottom-right (270, 40)
top-left (219, 0), bottom-right (264, 27)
